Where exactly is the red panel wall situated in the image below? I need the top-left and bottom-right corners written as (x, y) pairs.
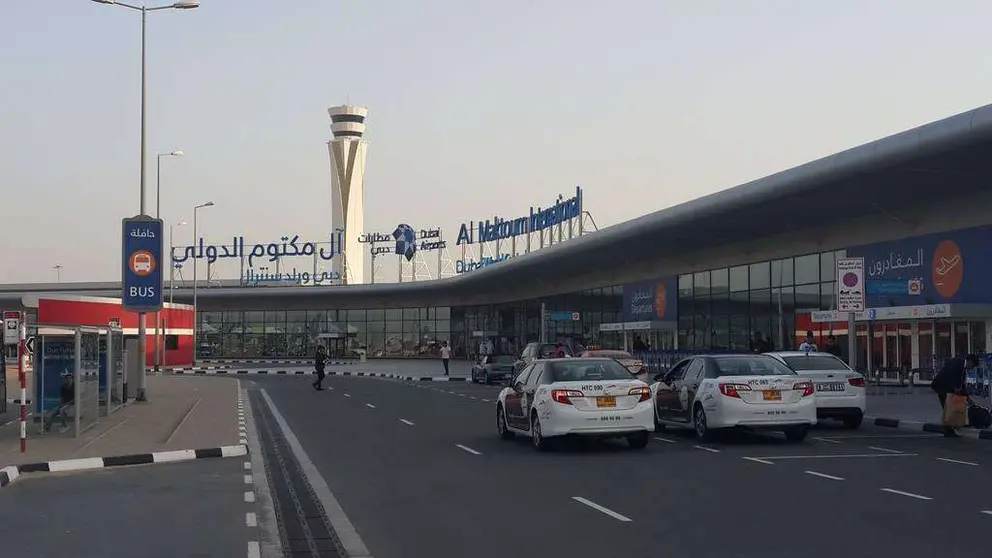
top-left (36, 298), bottom-right (194, 367)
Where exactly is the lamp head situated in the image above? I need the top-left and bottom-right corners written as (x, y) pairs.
top-left (171, 150), bottom-right (185, 157)
top-left (173, 0), bottom-right (200, 9)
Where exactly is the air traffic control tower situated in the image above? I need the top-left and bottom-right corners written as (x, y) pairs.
top-left (327, 105), bottom-right (369, 284)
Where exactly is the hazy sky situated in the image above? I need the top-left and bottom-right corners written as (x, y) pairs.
top-left (4, 0), bottom-right (992, 284)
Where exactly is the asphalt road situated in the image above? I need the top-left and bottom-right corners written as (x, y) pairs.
top-left (243, 373), bottom-right (992, 558)
top-left (0, 459), bottom-right (252, 558)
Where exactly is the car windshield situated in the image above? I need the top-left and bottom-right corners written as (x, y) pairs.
top-left (489, 355), bottom-right (515, 364)
top-left (548, 360), bottom-right (635, 382)
top-left (584, 350), bottom-right (634, 359)
top-left (781, 354), bottom-right (851, 371)
top-left (712, 356), bottom-right (797, 377)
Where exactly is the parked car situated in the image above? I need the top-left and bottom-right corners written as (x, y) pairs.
top-left (764, 351), bottom-right (866, 428)
top-left (471, 354), bottom-right (517, 384)
top-left (650, 353), bottom-right (817, 442)
top-left (579, 349), bottom-right (647, 382)
top-left (513, 342), bottom-right (570, 374)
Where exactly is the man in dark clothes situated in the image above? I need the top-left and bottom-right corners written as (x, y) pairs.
top-left (931, 354), bottom-right (977, 437)
top-left (312, 345), bottom-right (327, 391)
top-left (823, 335), bottom-right (843, 358)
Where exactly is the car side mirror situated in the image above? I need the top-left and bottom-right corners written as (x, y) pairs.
top-left (653, 372), bottom-right (665, 382)
top-left (512, 381), bottom-right (523, 392)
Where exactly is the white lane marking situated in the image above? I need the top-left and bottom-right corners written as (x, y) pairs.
top-left (750, 453), bottom-right (917, 460)
top-left (693, 445), bottom-right (720, 453)
top-left (868, 446), bottom-right (902, 454)
top-left (653, 436), bottom-right (676, 444)
top-left (244, 491), bottom-right (255, 503)
top-left (982, 510), bottom-right (992, 516)
top-left (571, 496), bottom-right (633, 522)
top-left (821, 434), bottom-right (938, 439)
top-left (455, 444), bottom-right (482, 455)
top-left (365, 403), bottom-right (376, 409)
top-left (457, 393), bottom-right (466, 397)
top-left (399, 419), bottom-right (415, 426)
top-left (805, 470), bottom-right (844, 481)
top-left (248, 541), bottom-right (260, 558)
top-left (244, 474), bottom-right (253, 484)
top-left (742, 457), bottom-right (774, 465)
top-left (481, 399), bottom-right (491, 402)
top-left (880, 488), bottom-right (932, 501)
top-left (246, 512), bottom-right (257, 527)
top-left (814, 437), bottom-right (841, 444)
top-left (259, 389), bottom-right (371, 558)
top-left (937, 457), bottom-right (979, 466)
top-left (243, 461), bottom-right (251, 470)
top-left (343, 394), bottom-right (351, 398)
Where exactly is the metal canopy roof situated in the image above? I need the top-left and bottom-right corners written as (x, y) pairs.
top-left (5, 103), bottom-right (992, 310)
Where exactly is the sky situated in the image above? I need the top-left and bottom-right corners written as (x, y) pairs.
top-left (4, 0), bottom-right (992, 284)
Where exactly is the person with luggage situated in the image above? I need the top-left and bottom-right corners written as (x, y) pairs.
top-left (931, 354), bottom-right (977, 437)
top-left (312, 345), bottom-right (327, 391)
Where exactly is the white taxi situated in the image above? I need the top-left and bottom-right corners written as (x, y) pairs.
top-left (496, 358), bottom-right (654, 451)
top-left (650, 353), bottom-right (817, 442)
top-left (765, 351), bottom-right (866, 428)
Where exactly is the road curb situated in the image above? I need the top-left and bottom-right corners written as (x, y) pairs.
top-left (200, 360), bottom-right (359, 365)
top-left (165, 369), bottom-right (470, 382)
top-left (866, 416), bottom-right (992, 440)
top-left (0, 444), bottom-right (248, 492)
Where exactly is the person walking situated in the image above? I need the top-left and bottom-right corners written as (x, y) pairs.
top-left (931, 354), bottom-right (976, 437)
top-left (312, 345), bottom-right (327, 391)
top-left (440, 341), bottom-right (451, 376)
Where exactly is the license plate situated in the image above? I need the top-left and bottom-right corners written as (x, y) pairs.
top-left (816, 382), bottom-right (845, 392)
top-left (596, 396), bottom-right (617, 408)
top-left (762, 390), bottom-right (782, 401)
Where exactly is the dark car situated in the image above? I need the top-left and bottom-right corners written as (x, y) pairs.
top-left (471, 354), bottom-right (517, 385)
top-left (513, 342), bottom-right (570, 375)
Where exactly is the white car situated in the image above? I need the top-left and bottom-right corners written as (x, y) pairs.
top-left (496, 357), bottom-right (654, 451)
top-left (650, 354), bottom-right (817, 442)
top-left (765, 351), bottom-right (866, 429)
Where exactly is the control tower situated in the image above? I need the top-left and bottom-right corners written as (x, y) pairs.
top-left (327, 105), bottom-right (369, 284)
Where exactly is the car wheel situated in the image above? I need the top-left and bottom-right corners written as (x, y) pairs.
top-left (842, 414), bottom-right (863, 429)
top-left (497, 405), bottom-right (513, 440)
top-left (693, 404), bottom-right (715, 442)
top-left (627, 431), bottom-right (650, 449)
top-left (531, 413), bottom-right (549, 451)
top-left (785, 426), bottom-right (809, 443)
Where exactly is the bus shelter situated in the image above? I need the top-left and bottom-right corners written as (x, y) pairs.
top-left (30, 324), bottom-right (124, 437)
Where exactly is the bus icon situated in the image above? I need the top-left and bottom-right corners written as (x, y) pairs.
top-left (129, 250), bottom-right (156, 277)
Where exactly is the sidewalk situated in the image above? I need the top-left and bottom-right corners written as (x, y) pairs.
top-left (866, 391), bottom-right (992, 424)
top-left (0, 375), bottom-right (240, 467)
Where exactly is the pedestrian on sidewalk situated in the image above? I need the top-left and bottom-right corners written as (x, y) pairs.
top-left (440, 341), bottom-right (451, 376)
top-left (312, 345), bottom-right (327, 391)
top-left (931, 353), bottom-right (976, 437)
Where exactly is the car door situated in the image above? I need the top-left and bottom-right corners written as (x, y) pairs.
top-left (655, 359), bottom-right (691, 421)
top-left (673, 359), bottom-right (707, 422)
top-left (504, 364), bottom-right (535, 429)
top-left (519, 362), bottom-right (546, 425)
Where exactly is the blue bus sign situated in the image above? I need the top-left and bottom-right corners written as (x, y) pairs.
top-left (121, 216), bottom-right (164, 312)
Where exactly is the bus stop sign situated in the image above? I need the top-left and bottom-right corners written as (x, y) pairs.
top-left (121, 216), bottom-right (164, 313)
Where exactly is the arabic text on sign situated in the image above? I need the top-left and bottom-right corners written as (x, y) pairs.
top-left (172, 230), bottom-right (344, 268)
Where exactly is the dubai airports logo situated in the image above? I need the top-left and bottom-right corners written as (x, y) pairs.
top-left (654, 282), bottom-right (668, 319)
top-left (393, 224), bottom-right (417, 261)
top-left (932, 240), bottom-right (963, 298)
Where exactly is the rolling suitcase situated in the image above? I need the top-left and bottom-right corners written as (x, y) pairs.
top-left (967, 402), bottom-right (992, 429)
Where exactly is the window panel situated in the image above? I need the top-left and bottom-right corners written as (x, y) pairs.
top-left (710, 268), bottom-right (729, 295)
top-left (794, 253), bottom-right (820, 285)
top-left (729, 266), bottom-right (749, 292)
top-left (749, 262), bottom-right (771, 289)
top-left (771, 258), bottom-right (793, 287)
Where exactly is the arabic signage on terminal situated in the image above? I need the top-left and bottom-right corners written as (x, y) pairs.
top-left (621, 277), bottom-right (678, 322)
top-left (846, 223), bottom-right (990, 306)
top-left (456, 186), bottom-right (583, 246)
top-left (122, 216), bottom-right (164, 312)
top-left (359, 225), bottom-right (446, 259)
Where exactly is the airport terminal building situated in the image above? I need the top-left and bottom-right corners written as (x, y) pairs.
top-left (5, 104), bottom-right (992, 374)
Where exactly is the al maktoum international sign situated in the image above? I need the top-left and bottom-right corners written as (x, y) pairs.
top-left (455, 186), bottom-right (583, 245)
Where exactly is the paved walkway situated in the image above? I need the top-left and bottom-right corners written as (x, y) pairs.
top-left (0, 375), bottom-right (240, 466)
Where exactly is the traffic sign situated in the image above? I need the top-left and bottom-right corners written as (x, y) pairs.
top-left (24, 336), bottom-right (35, 355)
top-left (122, 216), bottom-right (164, 312)
top-left (109, 317), bottom-right (121, 328)
top-left (3, 311), bottom-right (19, 345)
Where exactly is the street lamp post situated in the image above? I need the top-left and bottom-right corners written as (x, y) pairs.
top-left (91, 0), bottom-right (200, 402)
top-left (192, 202), bottom-right (214, 367)
top-left (163, 218), bottom-right (186, 370)
top-left (153, 150), bottom-right (183, 373)
top-left (53, 265), bottom-right (63, 283)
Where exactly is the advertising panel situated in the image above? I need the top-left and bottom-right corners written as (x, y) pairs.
top-left (621, 277), bottom-right (678, 322)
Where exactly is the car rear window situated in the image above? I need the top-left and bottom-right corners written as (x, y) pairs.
top-left (781, 355), bottom-right (851, 371)
top-left (712, 356), bottom-right (796, 377)
top-left (548, 360), bottom-right (634, 382)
